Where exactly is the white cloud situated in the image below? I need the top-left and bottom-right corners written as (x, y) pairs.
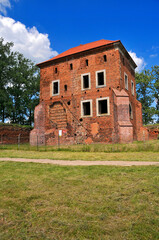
top-left (0, 15), bottom-right (58, 63)
top-left (0, 0), bottom-right (11, 15)
top-left (150, 54), bottom-right (158, 58)
top-left (128, 51), bottom-right (146, 72)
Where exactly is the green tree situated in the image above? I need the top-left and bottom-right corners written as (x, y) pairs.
top-left (0, 38), bottom-right (40, 125)
top-left (8, 52), bottom-right (40, 125)
top-left (0, 38), bottom-right (15, 122)
top-left (136, 70), bottom-right (155, 124)
top-left (151, 65), bottom-right (159, 122)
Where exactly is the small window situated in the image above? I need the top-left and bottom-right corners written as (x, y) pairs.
top-left (103, 55), bottom-right (107, 62)
top-left (81, 73), bottom-right (91, 90)
top-left (52, 80), bottom-right (60, 96)
top-left (96, 97), bottom-right (110, 116)
top-left (124, 73), bottom-right (128, 90)
top-left (55, 67), bottom-right (57, 73)
top-left (131, 80), bottom-right (134, 95)
top-left (86, 59), bottom-right (88, 66)
top-left (96, 70), bottom-right (106, 87)
top-left (64, 84), bottom-right (67, 91)
top-left (70, 63), bottom-right (73, 70)
top-left (81, 100), bottom-right (92, 117)
top-left (129, 103), bottom-right (133, 119)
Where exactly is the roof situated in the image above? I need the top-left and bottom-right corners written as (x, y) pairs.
top-left (37, 39), bottom-right (120, 66)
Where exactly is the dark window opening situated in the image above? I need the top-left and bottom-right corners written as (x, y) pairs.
top-left (64, 84), bottom-right (67, 91)
top-left (104, 55), bottom-right (107, 62)
top-left (70, 63), bottom-right (73, 70)
top-left (86, 59), bottom-right (88, 66)
top-left (53, 82), bottom-right (59, 95)
top-left (55, 67), bottom-right (57, 73)
top-left (80, 118), bottom-right (83, 122)
top-left (129, 104), bottom-right (133, 119)
top-left (67, 101), bottom-right (70, 105)
top-left (83, 102), bottom-right (91, 116)
top-left (131, 81), bottom-right (134, 95)
top-left (98, 100), bottom-right (108, 115)
top-left (83, 75), bottom-right (89, 89)
top-left (97, 72), bottom-right (104, 86)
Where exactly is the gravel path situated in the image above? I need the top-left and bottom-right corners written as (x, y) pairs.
top-left (0, 158), bottom-right (159, 166)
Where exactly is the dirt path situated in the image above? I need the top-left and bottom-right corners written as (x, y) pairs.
top-left (0, 158), bottom-right (159, 166)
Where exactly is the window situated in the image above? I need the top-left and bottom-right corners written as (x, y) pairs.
top-left (103, 55), bottom-right (107, 62)
top-left (70, 63), bottom-right (73, 70)
top-left (131, 80), bottom-right (134, 95)
top-left (124, 73), bottom-right (128, 90)
top-left (86, 59), bottom-right (88, 66)
top-left (129, 103), bottom-right (133, 119)
top-left (123, 57), bottom-right (125, 65)
top-left (52, 80), bottom-right (60, 96)
top-left (64, 84), bottom-right (67, 91)
top-left (81, 100), bottom-right (92, 117)
top-left (96, 70), bottom-right (106, 87)
top-left (55, 67), bottom-right (57, 73)
top-left (96, 97), bottom-right (110, 116)
top-left (81, 73), bottom-right (91, 90)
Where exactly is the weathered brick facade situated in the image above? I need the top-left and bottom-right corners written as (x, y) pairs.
top-left (30, 40), bottom-right (149, 145)
top-left (0, 124), bottom-right (31, 144)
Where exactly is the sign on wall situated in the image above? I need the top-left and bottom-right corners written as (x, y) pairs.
top-left (59, 130), bottom-right (62, 137)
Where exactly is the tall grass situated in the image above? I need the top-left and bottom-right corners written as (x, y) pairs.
top-left (0, 140), bottom-right (158, 153)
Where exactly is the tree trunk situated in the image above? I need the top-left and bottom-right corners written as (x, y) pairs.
top-left (29, 109), bottom-right (32, 126)
top-left (2, 106), bottom-right (5, 123)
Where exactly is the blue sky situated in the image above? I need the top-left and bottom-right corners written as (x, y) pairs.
top-left (0, 0), bottom-right (159, 71)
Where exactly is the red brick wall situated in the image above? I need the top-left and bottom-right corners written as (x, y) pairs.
top-left (0, 125), bottom-right (31, 144)
top-left (30, 44), bottom-right (148, 145)
top-left (38, 46), bottom-right (121, 145)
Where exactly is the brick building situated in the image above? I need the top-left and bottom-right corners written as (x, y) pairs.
top-left (30, 39), bottom-right (149, 145)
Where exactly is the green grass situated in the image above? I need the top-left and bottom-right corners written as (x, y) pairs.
top-left (0, 140), bottom-right (159, 152)
top-left (0, 149), bottom-right (159, 161)
top-left (0, 162), bottom-right (159, 239)
top-left (0, 140), bottom-right (159, 161)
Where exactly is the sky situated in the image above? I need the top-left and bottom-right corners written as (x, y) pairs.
top-left (0, 0), bottom-right (159, 72)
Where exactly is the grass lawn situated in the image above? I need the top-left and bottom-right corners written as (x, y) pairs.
top-left (0, 149), bottom-right (159, 162)
top-left (0, 162), bottom-right (159, 239)
top-left (0, 140), bottom-right (159, 162)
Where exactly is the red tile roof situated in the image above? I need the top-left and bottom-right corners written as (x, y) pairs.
top-left (37, 39), bottom-right (120, 66)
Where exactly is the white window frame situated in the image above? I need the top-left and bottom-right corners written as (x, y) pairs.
top-left (96, 69), bottom-right (106, 88)
top-left (81, 73), bottom-right (91, 90)
top-left (131, 80), bottom-right (134, 95)
top-left (52, 80), bottom-right (60, 96)
top-left (81, 99), bottom-right (93, 117)
top-left (124, 73), bottom-right (128, 90)
top-left (96, 97), bottom-right (110, 116)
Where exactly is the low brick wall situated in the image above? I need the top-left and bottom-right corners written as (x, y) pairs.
top-left (0, 124), bottom-right (32, 144)
top-left (147, 128), bottom-right (159, 140)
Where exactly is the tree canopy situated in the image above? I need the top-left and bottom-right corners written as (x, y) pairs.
top-left (136, 66), bottom-right (159, 124)
top-left (0, 38), bottom-right (40, 126)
